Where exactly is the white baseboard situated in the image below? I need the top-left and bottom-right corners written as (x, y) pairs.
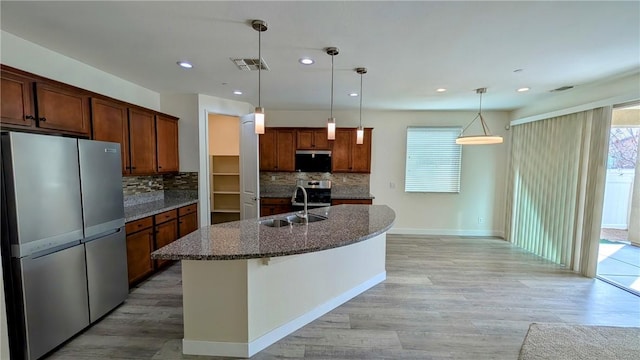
top-left (182, 271), bottom-right (387, 358)
top-left (388, 227), bottom-right (504, 238)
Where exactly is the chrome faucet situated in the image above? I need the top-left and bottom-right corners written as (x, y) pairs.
top-left (292, 185), bottom-right (308, 220)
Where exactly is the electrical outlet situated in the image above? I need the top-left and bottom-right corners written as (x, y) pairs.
top-left (271, 175), bottom-right (276, 181)
top-left (478, 217), bottom-right (484, 224)
top-left (389, 182), bottom-right (396, 189)
top-left (148, 181), bottom-right (153, 186)
top-left (343, 177), bottom-right (347, 183)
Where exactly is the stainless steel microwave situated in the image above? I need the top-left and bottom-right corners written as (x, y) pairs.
top-left (295, 150), bottom-right (332, 172)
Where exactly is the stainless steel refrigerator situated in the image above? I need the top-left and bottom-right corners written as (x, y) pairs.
top-left (1, 132), bottom-right (129, 360)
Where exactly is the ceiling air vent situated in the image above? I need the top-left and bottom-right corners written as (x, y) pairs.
top-left (550, 85), bottom-right (574, 92)
top-left (230, 58), bottom-right (269, 71)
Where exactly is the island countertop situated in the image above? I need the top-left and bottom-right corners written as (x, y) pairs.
top-left (151, 204), bottom-right (395, 260)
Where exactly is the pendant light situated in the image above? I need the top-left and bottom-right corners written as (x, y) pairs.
top-left (326, 47), bottom-right (339, 140)
top-left (456, 88), bottom-right (503, 145)
top-left (355, 67), bottom-right (367, 144)
top-left (252, 20), bottom-right (267, 134)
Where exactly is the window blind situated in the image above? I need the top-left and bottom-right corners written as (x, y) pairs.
top-left (405, 126), bottom-right (461, 193)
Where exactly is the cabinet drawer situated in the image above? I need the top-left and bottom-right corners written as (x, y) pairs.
top-left (178, 203), bottom-right (197, 216)
top-left (155, 209), bottom-right (178, 224)
top-left (261, 197), bottom-right (291, 206)
top-left (125, 217), bottom-right (153, 234)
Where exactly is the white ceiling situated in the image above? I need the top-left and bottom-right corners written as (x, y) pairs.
top-left (1, 1), bottom-right (639, 112)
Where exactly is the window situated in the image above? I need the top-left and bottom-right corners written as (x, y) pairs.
top-left (405, 126), bottom-right (461, 193)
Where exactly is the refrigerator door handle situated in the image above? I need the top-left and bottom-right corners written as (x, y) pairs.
top-left (30, 239), bottom-right (82, 260)
top-left (82, 226), bottom-right (123, 244)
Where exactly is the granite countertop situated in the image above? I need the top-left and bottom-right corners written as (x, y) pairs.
top-left (151, 204), bottom-right (395, 261)
top-left (124, 192), bottom-right (198, 222)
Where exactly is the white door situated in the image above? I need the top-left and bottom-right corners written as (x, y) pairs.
top-left (240, 114), bottom-right (259, 219)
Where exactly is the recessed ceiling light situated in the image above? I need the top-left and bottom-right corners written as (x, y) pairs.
top-left (233, 90), bottom-right (243, 95)
top-left (517, 87), bottom-right (530, 92)
top-left (349, 93), bottom-right (359, 97)
top-left (436, 88), bottom-right (447, 92)
top-left (299, 57), bottom-right (314, 65)
top-left (177, 61), bottom-right (193, 69)
top-left (513, 68), bottom-right (524, 73)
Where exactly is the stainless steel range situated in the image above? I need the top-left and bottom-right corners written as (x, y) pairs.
top-left (291, 179), bottom-right (331, 210)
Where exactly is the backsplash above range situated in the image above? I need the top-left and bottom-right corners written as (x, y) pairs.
top-left (260, 172), bottom-right (370, 197)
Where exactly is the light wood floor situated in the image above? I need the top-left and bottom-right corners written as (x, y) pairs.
top-left (47, 235), bottom-right (640, 360)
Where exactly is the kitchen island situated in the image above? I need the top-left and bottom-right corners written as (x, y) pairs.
top-left (151, 204), bottom-right (395, 358)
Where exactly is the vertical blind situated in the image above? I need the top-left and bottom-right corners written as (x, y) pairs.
top-left (505, 107), bottom-right (611, 276)
top-left (405, 126), bottom-right (461, 193)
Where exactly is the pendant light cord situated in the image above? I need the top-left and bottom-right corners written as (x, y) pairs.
top-left (359, 72), bottom-right (363, 127)
top-left (258, 29), bottom-right (261, 108)
top-left (330, 54), bottom-right (334, 118)
top-left (460, 88), bottom-right (492, 136)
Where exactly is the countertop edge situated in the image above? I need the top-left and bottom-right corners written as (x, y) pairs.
top-left (151, 205), bottom-right (395, 261)
top-left (125, 199), bottom-right (198, 222)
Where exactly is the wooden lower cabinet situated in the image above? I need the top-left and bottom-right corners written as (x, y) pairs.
top-left (331, 199), bottom-right (373, 205)
top-left (125, 204), bottom-right (198, 287)
top-left (178, 204), bottom-right (198, 237)
top-left (260, 198), bottom-right (292, 216)
top-left (125, 218), bottom-right (154, 286)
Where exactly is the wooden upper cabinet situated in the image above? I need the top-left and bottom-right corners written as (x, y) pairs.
top-left (1, 71), bottom-right (35, 127)
top-left (331, 128), bottom-right (372, 173)
top-left (34, 82), bottom-right (91, 135)
top-left (259, 128), bottom-right (296, 172)
top-left (128, 108), bottom-right (157, 175)
top-left (91, 98), bottom-right (129, 173)
top-left (259, 129), bottom-right (277, 171)
top-left (351, 128), bottom-right (372, 173)
top-left (156, 115), bottom-right (179, 173)
top-left (296, 128), bottom-right (331, 150)
top-left (276, 129), bottom-right (296, 171)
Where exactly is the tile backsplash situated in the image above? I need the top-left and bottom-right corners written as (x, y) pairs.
top-left (260, 172), bottom-right (370, 192)
top-left (122, 172), bottom-right (198, 196)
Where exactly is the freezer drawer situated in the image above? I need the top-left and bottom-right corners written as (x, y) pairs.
top-left (85, 227), bottom-right (129, 323)
top-left (20, 244), bottom-right (90, 360)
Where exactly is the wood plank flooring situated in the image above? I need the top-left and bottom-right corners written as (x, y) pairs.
top-left (47, 235), bottom-right (640, 359)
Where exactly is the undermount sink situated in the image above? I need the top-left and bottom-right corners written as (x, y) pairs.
top-left (260, 213), bottom-right (328, 227)
top-left (285, 213), bottom-right (328, 224)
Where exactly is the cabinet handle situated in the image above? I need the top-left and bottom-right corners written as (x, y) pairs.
top-left (158, 166), bottom-right (162, 169)
top-left (39, 117), bottom-right (47, 122)
top-left (131, 166), bottom-right (137, 170)
top-left (25, 115), bottom-right (35, 120)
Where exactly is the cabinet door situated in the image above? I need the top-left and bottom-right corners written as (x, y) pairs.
top-left (296, 129), bottom-right (314, 149)
top-left (1, 71), bottom-right (35, 127)
top-left (126, 228), bottom-right (154, 286)
top-left (276, 129), bottom-right (296, 171)
top-left (128, 108), bottom-right (157, 174)
top-left (34, 82), bottom-right (91, 135)
top-left (332, 129), bottom-right (352, 172)
top-left (179, 211), bottom-right (198, 237)
top-left (312, 129), bottom-right (331, 150)
top-left (155, 219), bottom-right (178, 268)
top-left (351, 128), bottom-right (372, 173)
top-left (156, 115), bottom-right (179, 173)
top-left (91, 98), bottom-right (129, 174)
top-left (259, 129), bottom-right (277, 171)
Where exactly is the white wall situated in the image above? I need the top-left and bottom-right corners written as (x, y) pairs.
top-left (1, 31), bottom-right (160, 110)
top-left (267, 110), bottom-right (510, 236)
top-left (510, 71), bottom-right (640, 122)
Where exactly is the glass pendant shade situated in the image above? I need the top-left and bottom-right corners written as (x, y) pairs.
top-left (327, 118), bottom-right (336, 140)
top-left (356, 126), bottom-right (364, 144)
top-left (254, 107), bottom-right (265, 135)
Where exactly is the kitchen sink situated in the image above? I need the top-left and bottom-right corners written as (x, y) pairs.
top-left (259, 213), bottom-right (328, 227)
top-left (285, 213), bottom-right (328, 224)
top-left (259, 219), bottom-right (292, 228)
